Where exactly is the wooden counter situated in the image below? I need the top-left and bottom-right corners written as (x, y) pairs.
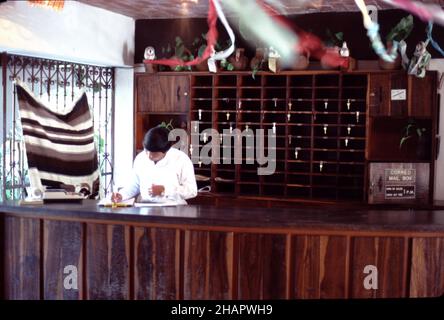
top-left (1, 200), bottom-right (443, 299)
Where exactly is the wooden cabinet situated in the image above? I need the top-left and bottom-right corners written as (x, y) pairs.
top-left (136, 74), bottom-right (189, 113)
top-left (368, 72), bottom-right (435, 118)
top-left (134, 70), bottom-right (438, 203)
top-left (134, 74), bottom-right (189, 152)
top-left (366, 71), bottom-right (437, 204)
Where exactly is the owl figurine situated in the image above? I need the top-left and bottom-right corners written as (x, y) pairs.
top-left (144, 46), bottom-right (156, 60)
top-left (143, 46), bottom-right (158, 73)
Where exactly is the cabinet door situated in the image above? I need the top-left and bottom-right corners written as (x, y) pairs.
top-left (408, 73), bottom-right (435, 117)
top-left (368, 73), bottom-right (408, 116)
top-left (368, 74), bottom-right (390, 116)
top-left (390, 73), bottom-right (408, 116)
top-left (136, 75), bottom-right (190, 113)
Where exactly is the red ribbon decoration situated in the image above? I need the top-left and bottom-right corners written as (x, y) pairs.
top-left (259, 0), bottom-right (349, 68)
top-left (144, 0), bottom-right (218, 66)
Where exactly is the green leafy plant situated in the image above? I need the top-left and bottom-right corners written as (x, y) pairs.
top-left (192, 33), bottom-right (208, 58)
top-left (192, 34), bottom-right (234, 71)
top-left (399, 120), bottom-right (426, 148)
top-left (386, 15), bottom-right (414, 43)
top-left (159, 119), bottom-right (174, 131)
top-left (220, 59), bottom-right (234, 71)
top-left (172, 37), bottom-right (193, 71)
top-left (325, 29), bottom-right (344, 47)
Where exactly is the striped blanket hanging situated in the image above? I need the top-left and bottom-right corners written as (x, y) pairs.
top-left (16, 81), bottom-right (99, 198)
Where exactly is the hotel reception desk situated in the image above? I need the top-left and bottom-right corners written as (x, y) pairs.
top-left (1, 200), bottom-right (443, 300)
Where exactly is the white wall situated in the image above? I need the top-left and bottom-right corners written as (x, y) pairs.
top-left (113, 68), bottom-right (134, 188)
top-left (0, 0), bottom-right (136, 193)
top-left (429, 59), bottom-right (444, 200)
top-left (0, 0), bottom-right (134, 66)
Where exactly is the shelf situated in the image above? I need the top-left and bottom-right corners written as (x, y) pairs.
top-left (135, 71), bottom-right (422, 202)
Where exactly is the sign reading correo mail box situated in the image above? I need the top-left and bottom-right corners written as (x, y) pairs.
top-left (369, 163), bottom-right (429, 204)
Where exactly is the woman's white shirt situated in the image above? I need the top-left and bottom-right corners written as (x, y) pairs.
top-left (119, 148), bottom-right (197, 203)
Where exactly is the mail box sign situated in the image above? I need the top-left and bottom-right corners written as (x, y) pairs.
top-left (368, 163), bottom-right (429, 204)
top-left (384, 169), bottom-right (416, 199)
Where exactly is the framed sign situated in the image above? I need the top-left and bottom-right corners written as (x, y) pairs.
top-left (368, 163), bottom-right (429, 204)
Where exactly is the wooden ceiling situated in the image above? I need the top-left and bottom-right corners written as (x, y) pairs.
top-left (78, 0), bottom-right (444, 20)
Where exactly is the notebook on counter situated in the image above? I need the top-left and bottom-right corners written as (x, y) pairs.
top-left (134, 197), bottom-right (185, 207)
top-left (97, 198), bottom-right (135, 207)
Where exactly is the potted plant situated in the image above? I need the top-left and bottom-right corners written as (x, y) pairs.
top-left (399, 119), bottom-right (429, 159)
top-left (192, 35), bottom-right (233, 72)
top-left (379, 15), bottom-right (413, 70)
top-left (166, 36), bottom-right (193, 72)
top-left (250, 47), bottom-right (267, 79)
top-left (192, 33), bottom-right (210, 71)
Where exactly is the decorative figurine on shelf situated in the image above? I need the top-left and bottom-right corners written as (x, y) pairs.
top-left (143, 46), bottom-right (158, 73)
top-left (406, 40), bottom-right (431, 78)
top-left (339, 41), bottom-right (356, 71)
top-left (340, 41), bottom-right (350, 57)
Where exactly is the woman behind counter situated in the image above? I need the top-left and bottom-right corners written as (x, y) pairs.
top-left (112, 126), bottom-right (197, 204)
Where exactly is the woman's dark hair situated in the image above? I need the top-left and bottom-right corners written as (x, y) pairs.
top-left (143, 126), bottom-right (172, 153)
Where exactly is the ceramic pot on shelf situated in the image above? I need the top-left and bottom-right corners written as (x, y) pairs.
top-left (379, 41), bottom-right (401, 70)
top-left (320, 46), bottom-right (341, 70)
top-left (292, 51), bottom-right (310, 70)
top-left (195, 58), bottom-right (209, 71)
top-left (229, 48), bottom-right (248, 71)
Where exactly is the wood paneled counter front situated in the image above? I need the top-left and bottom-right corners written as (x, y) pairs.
top-left (1, 201), bottom-right (443, 300)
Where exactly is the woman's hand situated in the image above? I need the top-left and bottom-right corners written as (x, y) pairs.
top-left (149, 184), bottom-right (165, 197)
top-left (111, 192), bottom-right (123, 203)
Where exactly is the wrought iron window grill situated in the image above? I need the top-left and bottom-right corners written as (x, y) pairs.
top-left (0, 52), bottom-right (115, 201)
